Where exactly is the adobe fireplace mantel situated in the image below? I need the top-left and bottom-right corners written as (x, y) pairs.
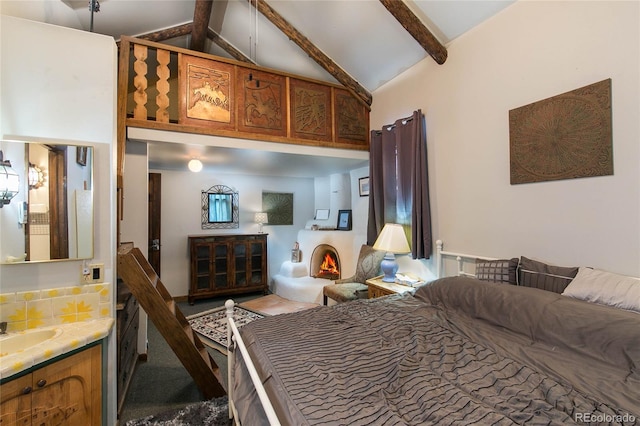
top-left (271, 229), bottom-right (366, 304)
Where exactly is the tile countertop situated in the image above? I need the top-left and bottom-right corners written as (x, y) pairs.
top-left (0, 317), bottom-right (114, 380)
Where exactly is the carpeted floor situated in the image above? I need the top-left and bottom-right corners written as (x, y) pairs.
top-left (118, 294), bottom-right (259, 424)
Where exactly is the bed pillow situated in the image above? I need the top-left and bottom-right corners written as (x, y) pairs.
top-left (475, 258), bottom-right (518, 284)
top-left (518, 256), bottom-right (578, 293)
top-left (562, 267), bottom-right (640, 313)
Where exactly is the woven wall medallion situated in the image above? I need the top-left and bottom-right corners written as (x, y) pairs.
top-left (509, 79), bottom-right (612, 184)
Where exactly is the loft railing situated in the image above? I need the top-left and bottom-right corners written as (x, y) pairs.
top-left (116, 36), bottom-right (370, 189)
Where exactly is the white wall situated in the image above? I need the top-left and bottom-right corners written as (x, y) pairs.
top-left (371, 1), bottom-right (640, 277)
top-left (148, 168), bottom-right (315, 297)
top-left (121, 142), bottom-right (150, 355)
top-left (0, 15), bottom-right (118, 425)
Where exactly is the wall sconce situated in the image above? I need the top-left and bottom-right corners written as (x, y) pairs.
top-left (188, 158), bottom-right (203, 173)
top-left (0, 150), bottom-right (20, 208)
top-left (254, 212), bottom-right (268, 233)
top-left (28, 163), bottom-right (45, 189)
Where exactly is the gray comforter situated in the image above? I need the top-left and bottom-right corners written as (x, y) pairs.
top-left (233, 277), bottom-right (640, 425)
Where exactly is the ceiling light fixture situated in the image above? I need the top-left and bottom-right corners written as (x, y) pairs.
top-left (88, 0), bottom-right (100, 32)
top-left (188, 159), bottom-right (203, 173)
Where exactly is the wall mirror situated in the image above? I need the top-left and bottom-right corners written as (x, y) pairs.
top-left (201, 184), bottom-right (238, 229)
top-left (0, 141), bottom-right (94, 263)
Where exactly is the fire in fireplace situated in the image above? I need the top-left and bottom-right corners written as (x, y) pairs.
top-left (310, 244), bottom-right (341, 280)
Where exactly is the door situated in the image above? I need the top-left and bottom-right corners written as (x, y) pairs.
top-left (148, 173), bottom-right (161, 275)
top-left (48, 146), bottom-right (69, 259)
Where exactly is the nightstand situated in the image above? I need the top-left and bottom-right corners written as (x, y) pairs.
top-left (366, 275), bottom-right (423, 298)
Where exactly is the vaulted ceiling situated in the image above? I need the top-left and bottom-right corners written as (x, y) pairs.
top-left (1, 0), bottom-right (514, 177)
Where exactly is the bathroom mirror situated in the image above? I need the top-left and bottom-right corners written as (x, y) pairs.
top-left (0, 141), bottom-right (94, 263)
top-left (201, 184), bottom-right (238, 229)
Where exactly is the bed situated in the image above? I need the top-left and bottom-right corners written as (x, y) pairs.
top-left (225, 244), bottom-right (640, 425)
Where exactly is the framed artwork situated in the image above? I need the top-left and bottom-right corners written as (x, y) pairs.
top-left (358, 177), bottom-right (370, 196)
top-left (315, 209), bottom-right (330, 220)
top-left (509, 79), bottom-right (612, 184)
top-left (262, 191), bottom-right (293, 225)
top-left (76, 146), bottom-right (88, 166)
top-left (336, 209), bottom-right (352, 231)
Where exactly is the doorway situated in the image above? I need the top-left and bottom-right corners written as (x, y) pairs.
top-left (148, 173), bottom-right (161, 275)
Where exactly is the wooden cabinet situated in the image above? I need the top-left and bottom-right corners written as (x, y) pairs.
top-left (0, 344), bottom-right (102, 426)
top-left (116, 282), bottom-right (139, 415)
top-left (189, 234), bottom-right (268, 304)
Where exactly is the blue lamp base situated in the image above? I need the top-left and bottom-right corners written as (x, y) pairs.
top-left (380, 252), bottom-right (399, 282)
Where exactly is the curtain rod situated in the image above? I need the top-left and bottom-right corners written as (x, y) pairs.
top-left (373, 114), bottom-right (414, 134)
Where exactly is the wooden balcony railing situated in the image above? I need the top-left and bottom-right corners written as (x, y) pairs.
top-left (116, 36), bottom-right (370, 188)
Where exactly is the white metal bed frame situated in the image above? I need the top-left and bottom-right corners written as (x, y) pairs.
top-left (435, 239), bottom-right (497, 278)
top-left (224, 240), bottom-right (497, 425)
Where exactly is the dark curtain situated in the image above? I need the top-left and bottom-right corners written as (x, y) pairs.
top-left (367, 110), bottom-right (432, 259)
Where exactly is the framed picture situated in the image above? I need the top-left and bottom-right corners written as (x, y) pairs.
top-left (315, 209), bottom-right (330, 220)
top-left (336, 209), bottom-right (352, 231)
top-left (359, 177), bottom-right (370, 196)
top-left (76, 146), bottom-right (88, 166)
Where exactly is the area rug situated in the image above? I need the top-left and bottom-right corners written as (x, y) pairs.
top-left (125, 396), bottom-right (230, 426)
top-left (187, 306), bottom-right (265, 354)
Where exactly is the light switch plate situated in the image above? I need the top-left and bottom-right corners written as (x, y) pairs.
top-left (81, 263), bottom-right (104, 284)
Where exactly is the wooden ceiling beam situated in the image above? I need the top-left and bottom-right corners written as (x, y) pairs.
top-left (132, 23), bottom-right (192, 43)
top-left (379, 0), bottom-right (447, 65)
top-left (191, 0), bottom-right (214, 51)
top-left (249, 0), bottom-right (373, 107)
top-left (207, 28), bottom-right (254, 64)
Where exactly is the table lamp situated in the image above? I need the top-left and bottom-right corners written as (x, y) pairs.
top-left (373, 223), bottom-right (410, 282)
top-left (255, 212), bottom-right (268, 233)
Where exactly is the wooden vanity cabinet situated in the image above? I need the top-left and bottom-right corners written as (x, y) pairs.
top-left (0, 344), bottom-right (102, 425)
top-left (188, 234), bottom-right (268, 304)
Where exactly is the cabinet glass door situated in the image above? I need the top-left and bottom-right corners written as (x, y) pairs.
top-left (213, 244), bottom-right (229, 288)
top-left (250, 242), bottom-right (264, 284)
top-left (233, 242), bottom-right (247, 287)
top-left (195, 243), bottom-right (212, 291)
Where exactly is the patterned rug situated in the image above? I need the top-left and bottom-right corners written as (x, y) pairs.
top-left (125, 396), bottom-right (230, 426)
top-left (187, 306), bottom-right (265, 354)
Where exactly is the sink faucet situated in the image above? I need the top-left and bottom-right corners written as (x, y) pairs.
top-left (0, 322), bottom-right (7, 334)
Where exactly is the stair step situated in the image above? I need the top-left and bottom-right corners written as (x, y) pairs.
top-left (117, 245), bottom-right (227, 398)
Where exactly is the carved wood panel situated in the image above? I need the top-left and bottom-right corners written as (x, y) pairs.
top-left (334, 88), bottom-right (369, 145)
top-left (289, 78), bottom-right (332, 142)
top-left (236, 68), bottom-right (287, 137)
top-left (509, 79), bottom-right (612, 184)
top-left (178, 55), bottom-right (235, 130)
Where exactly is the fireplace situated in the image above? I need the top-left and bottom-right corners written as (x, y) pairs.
top-left (310, 244), bottom-right (341, 280)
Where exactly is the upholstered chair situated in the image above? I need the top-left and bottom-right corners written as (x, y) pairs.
top-left (322, 244), bottom-right (385, 305)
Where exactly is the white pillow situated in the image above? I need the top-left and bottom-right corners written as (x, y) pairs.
top-left (562, 267), bottom-right (640, 312)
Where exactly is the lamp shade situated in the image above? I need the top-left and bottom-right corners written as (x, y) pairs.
top-left (254, 212), bottom-right (268, 224)
top-left (373, 223), bottom-right (410, 254)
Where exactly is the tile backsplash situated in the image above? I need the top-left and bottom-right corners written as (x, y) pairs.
top-left (0, 283), bottom-right (112, 332)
